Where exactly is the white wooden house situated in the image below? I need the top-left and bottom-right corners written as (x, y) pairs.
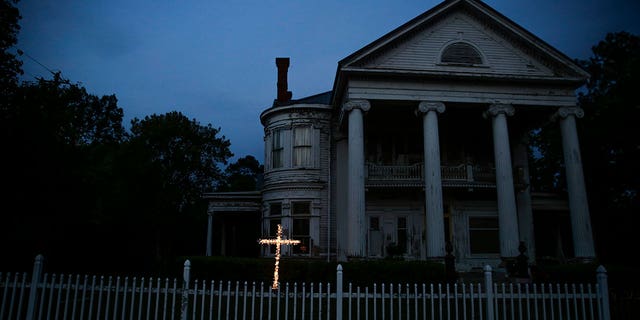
top-left (206, 0), bottom-right (595, 271)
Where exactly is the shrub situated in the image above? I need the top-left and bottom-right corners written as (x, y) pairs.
top-left (176, 256), bottom-right (447, 287)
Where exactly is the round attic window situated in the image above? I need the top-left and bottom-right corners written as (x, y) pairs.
top-left (441, 42), bottom-right (483, 65)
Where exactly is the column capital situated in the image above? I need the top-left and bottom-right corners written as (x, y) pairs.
top-left (484, 104), bottom-right (515, 118)
top-left (343, 100), bottom-right (371, 112)
top-left (554, 107), bottom-right (585, 120)
top-left (418, 101), bottom-right (445, 114)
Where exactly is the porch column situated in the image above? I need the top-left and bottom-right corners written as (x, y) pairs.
top-left (343, 99), bottom-right (370, 257)
top-left (206, 210), bottom-right (214, 256)
top-left (418, 101), bottom-right (446, 259)
top-left (484, 104), bottom-right (520, 258)
top-left (554, 107), bottom-right (595, 259)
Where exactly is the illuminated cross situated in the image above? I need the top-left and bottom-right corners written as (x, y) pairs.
top-left (259, 224), bottom-right (300, 290)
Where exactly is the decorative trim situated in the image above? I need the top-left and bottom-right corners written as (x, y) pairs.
top-left (484, 104), bottom-right (514, 118)
top-left (555, 106), bottom-right (584, 119)
top-left (418, 101), bottom-right (446, 114)
top-left (342, 100), bottom-right (371, 113)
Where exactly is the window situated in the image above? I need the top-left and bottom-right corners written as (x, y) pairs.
top-left (368, 216), bottom-right (383, 256)
top-left (272, 129), bottom-right (284, 168)
top-left (269, 219), bottom-right (281, 236)
top-left (291, 201), bottom-right (311, 254)
top-left (269, 203), bottom-right (282, 216)
top-left (441, 42), bottom-right (483, 65)
top-left (293, 126), bottom-right (312, 167)
top-left (292, 201), bottom-right (310, 215)
top-left (370, 217), bottom-right (380, 231)
top-left (268, 218), bottom-right (281, 254)
top-left (469, 217), bottom-right (499, 254)
top-left (265, 203), bottom-right (282, 254)
top-left (397, 217), bottom-right (407, 254)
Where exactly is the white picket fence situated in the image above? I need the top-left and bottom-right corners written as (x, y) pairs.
top-left (1, 255), bottom-right (611, 320)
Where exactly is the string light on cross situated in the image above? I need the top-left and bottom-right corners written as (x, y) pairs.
top-left (259, 224), bottom-right (300, 290)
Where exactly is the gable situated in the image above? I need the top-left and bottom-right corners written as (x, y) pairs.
top-left (354, 11), bottom-right (555, 78)
top-left (336, 0), bottom-right (589, 89)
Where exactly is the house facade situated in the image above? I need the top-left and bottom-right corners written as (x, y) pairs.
top-left (206, 0), bottom-right (595, 271)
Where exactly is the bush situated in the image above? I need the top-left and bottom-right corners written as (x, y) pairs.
top-left (530, 259), bottom-right (640, 290)
top-left (176, 256), bottom-right (447, 287)
top-left (530, 261), bottom-right (599, 283)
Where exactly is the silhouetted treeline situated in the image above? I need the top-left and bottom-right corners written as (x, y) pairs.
top-left (0, 1), bottom-right (267, 274)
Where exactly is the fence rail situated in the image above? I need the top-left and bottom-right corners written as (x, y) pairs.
top-left (0, 255), bottom-right (611, 320)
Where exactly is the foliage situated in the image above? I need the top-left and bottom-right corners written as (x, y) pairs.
top-left (129, 111), bottom-right (232, 205)
top-left (578, 32), bottom-right (640, 264)
top-left (531, 260), bottom-right (640, 291)
top-left (0, 74), bottom-right (127, 271)
top-left (0, 0), bottom-right (22, 95)
top-left (179, 256), bottom-right (447, 286)
top-left (528, 127), bottom-right (564, 193)
top-left (5, 74), bottom-right (126, 145)
top-left (577, 31), bottom-right (640, 210)
top-left (530, 261), bottom-right (600, 284)
top-left (121, 112), bottom-right (233, 270)
top-left (0, 1), bottom-right (237, 271)
top-left (528, 32), bottom-right (640, 264)
top-left (218, 155), bottom-right (264, 191)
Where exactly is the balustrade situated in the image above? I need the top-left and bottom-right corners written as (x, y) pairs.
top-left (365, 163), bottom-right (496, 184)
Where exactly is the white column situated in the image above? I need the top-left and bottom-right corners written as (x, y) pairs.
top-left (343, 99), bottom-right (370, 257)
top-left (555, 107), bottom-right (595, 259)
top-left (484, 104), bottom-right (520, 258)
top-left (206, 211), bottom-right (214, 256)
top-left (514, 141), bottom-right (536, 262)
top-left (418, 101), bottom-right (446, 259)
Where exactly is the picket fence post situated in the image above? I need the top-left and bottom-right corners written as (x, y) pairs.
top-left (336, 264), bottom-right (343, 320)
top-left (181, 259), bottom-right (191, 320)
top-left (484, 265), bottom-right (495, 320)
top-left (25, 254), bottom-right (44, 320)
top-left (597, 265), bottom-right (611, 320)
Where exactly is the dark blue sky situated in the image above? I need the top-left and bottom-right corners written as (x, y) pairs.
top-left (16, 0), bottom-right (640, 162)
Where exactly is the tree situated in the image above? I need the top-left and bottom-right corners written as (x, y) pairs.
top-left (529, 32), bottom-right (640, 264)
top-left (577, 32), bottom-right (640, 263)
top-left (0, 0), bottom-right (22, 95)
top-left (0, 74), bottom-right (127, 270)
top-left (218, 155), bottom-right (264, 191)
top-left (578, 32), bottom-right (640, 206)
top-left (128, 111), bottom-right (232, 202)
top-left (124, 111), bottom-right (233, 268)
top-left (1, 1), bottom-right (240, 271)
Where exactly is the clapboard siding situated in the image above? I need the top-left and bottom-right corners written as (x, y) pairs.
top-left (362, 11), bottom-right (554, 77)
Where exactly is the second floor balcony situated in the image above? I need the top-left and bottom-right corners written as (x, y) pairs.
top-left (365, 162), bottom-right (497, 188)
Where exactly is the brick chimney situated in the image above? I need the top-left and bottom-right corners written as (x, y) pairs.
top-left (276, 57), bottom-right (292, 102)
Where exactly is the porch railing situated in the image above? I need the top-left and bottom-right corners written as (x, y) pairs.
top-left (366, 163), bottom-right (496, 183)
top-left (1, 255), bottom-right (612, 320)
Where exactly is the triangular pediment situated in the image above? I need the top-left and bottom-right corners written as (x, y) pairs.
top-left (338, 0), bottom-right (588, 82)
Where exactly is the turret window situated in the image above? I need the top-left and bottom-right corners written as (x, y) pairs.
top-left (272, 129), bottom-right (284, 168)
top-left (292, 201), bottom-right (311, 254)
top-left (293, 126), bottom-right (312, 167)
